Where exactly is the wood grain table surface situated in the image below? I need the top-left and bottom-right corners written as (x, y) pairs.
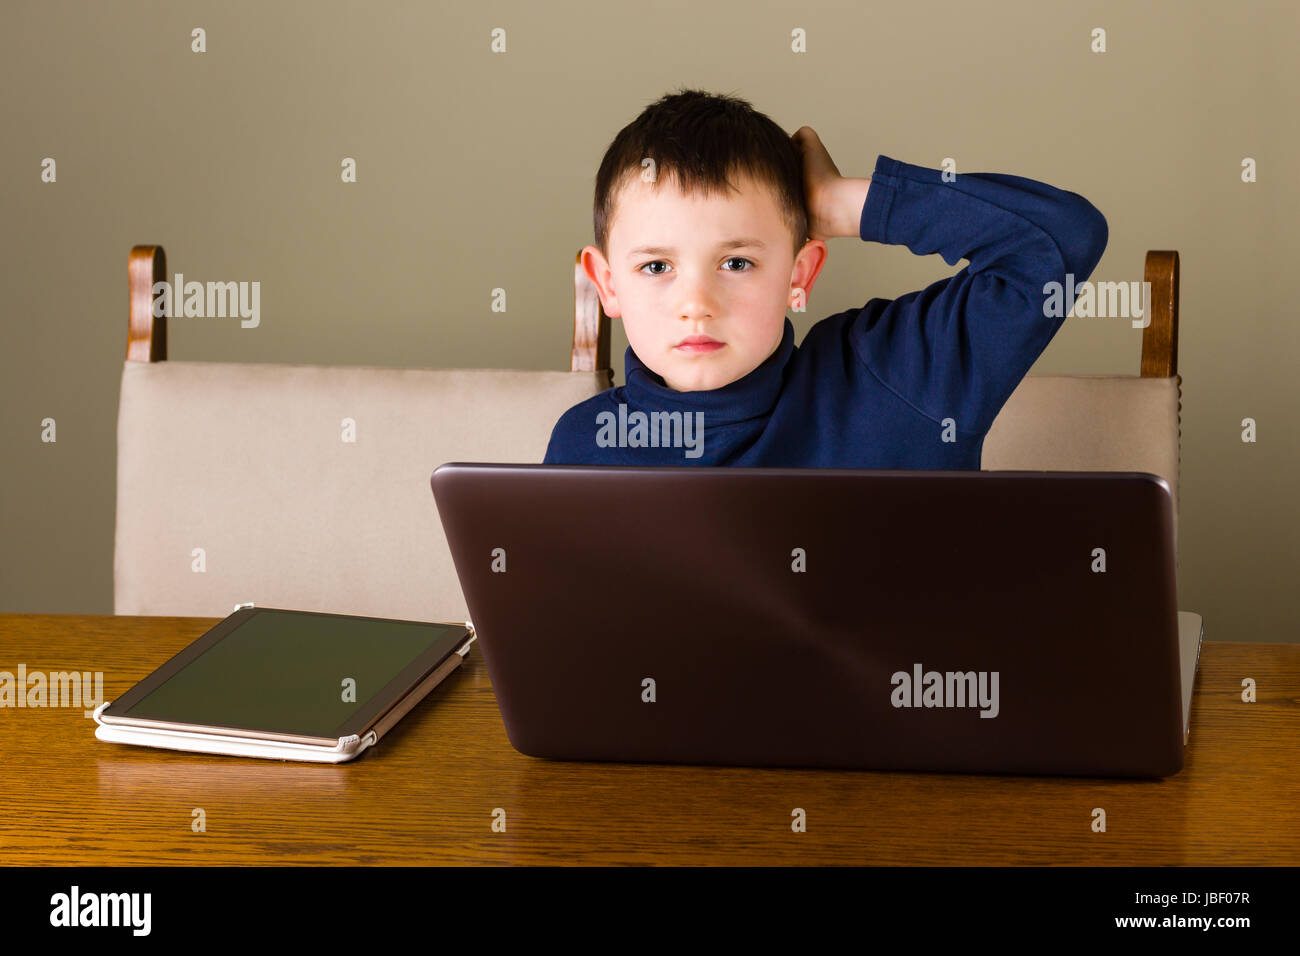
top-left (2, 614), bottom-right (1297, 866)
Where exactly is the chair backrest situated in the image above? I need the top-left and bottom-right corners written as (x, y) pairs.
top-left (118, 246), bottom-right (1179, 621)
top-left (115, 246), bottom-right (612, 622)
top-left (980, 251), bottom-right (1182, 563)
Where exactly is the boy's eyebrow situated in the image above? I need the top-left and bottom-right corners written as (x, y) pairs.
top-left (627, 238), bottom-right (768, 258)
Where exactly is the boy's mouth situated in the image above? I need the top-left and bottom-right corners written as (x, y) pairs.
top-left (674, 334), bottom-right (725, 353)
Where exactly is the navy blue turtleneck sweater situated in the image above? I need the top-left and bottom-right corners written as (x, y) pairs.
top-left (543, 154), bottom-right (1108, 468)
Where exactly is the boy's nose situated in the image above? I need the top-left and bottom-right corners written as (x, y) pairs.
top-left (674, 286), bottom-right (721, 322)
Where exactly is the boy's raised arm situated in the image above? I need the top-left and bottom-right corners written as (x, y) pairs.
top-left (843, 154), bottom-right (1109, 438)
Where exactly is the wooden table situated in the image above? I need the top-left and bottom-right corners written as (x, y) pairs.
top-left (2, 614), bottom-right (1297, 866)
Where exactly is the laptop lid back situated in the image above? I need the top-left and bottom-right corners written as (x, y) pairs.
top-left (432, 465), bottom-right (1183, 778)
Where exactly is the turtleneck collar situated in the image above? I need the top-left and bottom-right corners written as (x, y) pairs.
top-left (622, 318), bottom-right (796, 423)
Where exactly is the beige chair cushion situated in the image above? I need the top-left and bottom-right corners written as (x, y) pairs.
top-left (982, 374), bottom-right (1181, 564)
top-left (115, 361), bottom-right (609, 622)
top-left (117, 363), bottom-right (1180, 622)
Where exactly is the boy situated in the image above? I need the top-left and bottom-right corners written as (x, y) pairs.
top-left (543, 89), bottom-right (1108, 468)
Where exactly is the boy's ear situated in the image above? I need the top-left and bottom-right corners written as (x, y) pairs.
top-left (792, 239), bottom-right (829, 302)
top-left (581, 245), bottom-right (622, 318)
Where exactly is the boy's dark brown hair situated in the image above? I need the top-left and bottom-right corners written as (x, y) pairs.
top-left (593, 88), bottom-right (809, 259)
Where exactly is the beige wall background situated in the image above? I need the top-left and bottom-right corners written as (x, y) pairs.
top-left (1, 0), bottom-right (1296, 642)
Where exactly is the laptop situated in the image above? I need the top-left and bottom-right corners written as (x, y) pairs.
top-left (431, 464), bottom-right (1203, 778)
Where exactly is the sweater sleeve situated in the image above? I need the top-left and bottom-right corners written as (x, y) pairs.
top-left (850, 155), bottom-right (1108, 437)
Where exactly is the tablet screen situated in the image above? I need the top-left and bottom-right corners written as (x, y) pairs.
top-left (116, 608), bottom-right (467, 738)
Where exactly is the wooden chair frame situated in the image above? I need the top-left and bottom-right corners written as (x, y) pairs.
top-left (126, 245), bottom-right (615, 381)
top-left (128, 245), bottom-right (1176, 378)
top-left (1140, 250), bottom-right (1180, 378)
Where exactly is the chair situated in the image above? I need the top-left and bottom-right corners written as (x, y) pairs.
top-left (114, 246), bottom-right (612, 621)
top-left (116, 245), bottom-right (1179, 621)
top-left (979, 251), bottom-right (1182, 566)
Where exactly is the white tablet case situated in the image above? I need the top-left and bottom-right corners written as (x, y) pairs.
top-left (93, 610), bottom-right (476, 763)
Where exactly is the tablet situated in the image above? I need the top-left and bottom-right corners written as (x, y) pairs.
top-left (94, 605), bottom-right (474, 763)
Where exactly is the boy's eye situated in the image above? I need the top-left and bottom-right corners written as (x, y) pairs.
top-left (637, 257), bottom-right (754, 275)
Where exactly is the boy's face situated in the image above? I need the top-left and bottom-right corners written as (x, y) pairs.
top-left (583, 170), bottom-right (827, 392)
